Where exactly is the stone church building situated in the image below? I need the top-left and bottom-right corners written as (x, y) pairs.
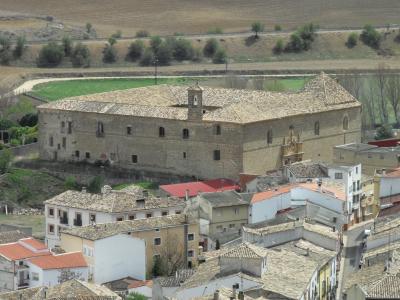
top-left (38, 73), bottom-right (361, 180)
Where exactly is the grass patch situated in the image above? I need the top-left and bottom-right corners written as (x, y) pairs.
top-left (264, 78), bottom-right (308, 92)
top-left (0, 213), bottom-right (45, 237)
top-left (0, 168), bottom-right (65, 208)
top-left (112, 181), bottom-right (158, 191)
top-left (30, 78), bottom-right (190, 101)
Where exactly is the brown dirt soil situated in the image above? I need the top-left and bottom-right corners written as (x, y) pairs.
top-left (1, 0), bottom-right (400, 37)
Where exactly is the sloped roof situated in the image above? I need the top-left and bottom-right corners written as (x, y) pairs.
top-left (251, 184), bottom-right (294, 204)
top-left (286, 161), bottom-right (328, 179)
top-left (220, 242), bottom-right (268, 259)
top-left (28, 252), bottom-right (87, 270)
top-left (39, 73), bottom-right (361, 124)
top-left (0, 230), bottom-right (28, 244)
top-left (0, 238), bottom-right (50, 261)
top-left (366, 275), bottom-right (400, 299)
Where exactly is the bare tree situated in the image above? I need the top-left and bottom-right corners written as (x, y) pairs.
top-left (159, 234), bottom-right (185, 276)
top-left (386, 75), bottom-right (400, 125)
top-left (57, 269), bottom-right (83, 283)
top-left (364, 83), bottom-right (378, 128)
top-left (376, 64), bottom-right (389, 124)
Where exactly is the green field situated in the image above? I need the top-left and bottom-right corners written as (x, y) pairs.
top-left (0, 214), bottom-right (45, 237)
top-left (30, 77), bottom-right (308, 102)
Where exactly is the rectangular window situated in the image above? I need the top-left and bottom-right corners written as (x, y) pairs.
top-left (132, 155), bottom-right (138, 163)
top-left (31, 272), bottom-right (39, 281)
top-left (229, 224), bottom-right (236, 229)
top-left (74, 213), bottom-right (82, 227)
top-left (234, 208), bottom-right (239, 214)
top-left (183, 152), bottom-right (187, 159)
top-left (128, 215), bottom-right (135, 220)
top-left (75, 150), bottom-right (80, 158)
top-left (110, 153), bottom-right (116, 161)
top-left (334, 172), bottom-right (343, 179)
top-left (89, 213), bottom-right (96, 223)
top-left (85, 152), bottom-right (90, 159)
top-left (154, 237), bottom-right (161, 245)
top-left (67, 121), bottom-right (72, 134)
top-left (146, 213), bottom-right (152, 218)
top-left (127, 126), bottom-right (132, 135)
top-left (62, 137), bottom-right (66, 149)
top-left (213, 150), bottom-right (220, 161)
top-left (188, 250), bottom-right (194, 257)
top-left (48, 207), bottom-right (54, 217)
top-left (61, 121), bottom-right (65, 133)
top-left (188, 233), bottom-right (194, 241)
top-left (48, 224), bottom-right (54, 234)
top-left (175, 210), bottom-right (181, 215)
top-left (162, 211), bottom-right (168, 216)
top-left (116, 217), bottom-right (123, 221)
top-left (49, 136), bottom-right (53, 147)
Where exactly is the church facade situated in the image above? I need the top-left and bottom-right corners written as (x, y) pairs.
top-left (37, 74), bottom-right (362, 180)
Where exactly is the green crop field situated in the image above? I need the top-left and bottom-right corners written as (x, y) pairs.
top-left (30, 77), bottom-right (307, 101)
top-left (0, 214), bottom-right (45, 237)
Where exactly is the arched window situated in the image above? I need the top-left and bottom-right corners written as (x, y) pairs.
top-left (267, 129), bottom-right (273, 144)
top-left (193, 96), bottom-right (198, 106)
top-left (314, 121), bottom-right (320, 136)
top-left (182, 128), bottom-right (189, 139)
top-left (159, 127), bottom-right (165, 137)
top-left (343, 116), bottom-right (349, 130)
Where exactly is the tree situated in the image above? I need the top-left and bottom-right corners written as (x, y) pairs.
top-left (285, 32), bottom-right (304, 52)
top-left (86, 23), bottom-right (92, 34)
top-left (158, 234), bottom-right (185, 276)
top-left (71, 43), bottom-right (91, 67)
top-left (62, 36), bottom-right (73, 57)
top-left (126, 292), bottom-right (147, 300)
top-left (150, 36), bottom-right (162, 54)
top-left (65, 176), bottom-right (79, 191)
top-left (140, 47), bottom-right (155, 66)
top-left (127, 40), bottom-right (144, 62)
top-left (13, 36), bottom-right (26, 58)
top-left (376, 64), bottom-right (389, 124)
top-left (251, 22), bottom-right (264, 38)
top-left (156, 42), bottom-right (172, 65)
top-left (0, 35), bottom-right (12, 65)
top-left (375, 124), bottom-right (393, 140)
top-left (212, 48), bottom-right (227, 64)
top-left (203, 38), bottom-right (219, 58)
top-left (152, 255), bottom-right (163, 277)
top-left (19, 113), bottom-right (38, 127)
top-left (346, 33), bottom-right (358, 48)
top-left (0, 149), bottom-right (12, 174)
top-left (135, 30), bottom-right (149, 38)
top-left (87, 176), bottom-right (104, 193)
top-left (173, 38), bottom-right (194, 61)
top-left (102, 39), bottom-right (117, 63)
top-left (273, 39), bottom-right (284, 54)
top-left (386, 75), bottom-right (400, 125)
top-left (37, 42), bottom-right (64, 67)
top-left (360, 25), bottom-right (381, 49)
top-left (111, 30), bottom-right (122, 39)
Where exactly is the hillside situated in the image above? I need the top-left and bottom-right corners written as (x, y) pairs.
top-left (1, 0), bottom-right (399, 37)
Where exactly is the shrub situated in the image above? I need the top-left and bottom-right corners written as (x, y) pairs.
top-left (173, 38), bottom-right (194, 61)
top-left (0, 35), bottom-right (12, 65)
top-left (135, 30), bottom-right (149, 38)
top-left (10, 138), bottom-right (21, 147)
top-left (156, 42), bottom-right (172, 65)
top-left (140, 47), bottom-right (155, 66)
top-left (19, 113), bottom-right (38, 127)
top-left (37, 42), bottom-right (64, 67)
top-left (102, 38), bottom-right (117, 63)
top-left (126, 293), bottom-right (147, 300)
top-left (150, 36), bottom-right (162, 54)
top-left (274, 25), bottom-right (282, 31)
top-left (112, 30), bottom-right (122, 39)
top-left (251, 21), bottom-right (264, 38)
top-left (273, 39), bottom-right (284, 54)
top-left (285, 32), bottom-right (304, 52)
top-left (64, 176), bottom-right (79, 190)
top-left (298, 23), bottom-right (317, 42)
top-left (71, 43), bottom-right (91, 67)
top-left (87, 176), bottom-right (104, 193)
top-left (62, 35), bottom-right (73, 57)
top-left (13, 36), bottom-right (26, 59)
top-left (212, 48), bottom-right (227, 64)
top-left (207, 27), bottom-right (223, 34)
top-left (360, 24), bottom-right (381, 49)
top-left (203, 38), bottom-right (219, 58)
top-left (152, 255), bottom-right (164, 277)
top-left (86, 23), bottom-right (92, 34)
top-left (0, 149), bottom-right (12, 174)
top-left (108, 36), bottom-right (117, 47)
top-left (346, 33), bottom-right (358, 48)
top-left (127, 40), bottom-right (144, 62)
top-left (375, 124), bottom-right (393, 140)
top-left (0, 119), bottom-right (17, 130)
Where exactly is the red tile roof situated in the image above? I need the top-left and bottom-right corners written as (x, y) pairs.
top-left (298, 182), bottom-right (346, 201)
top-left (160, 179), bottom-right (240, 198)
top-left (128, 279), bottom-right (153, 289)
top-left (28, 252), bottom-right (87, 270)
top-left (0, 238), bottom-right (50, 261)
top-left (251, 184), bottom-right (294, 204)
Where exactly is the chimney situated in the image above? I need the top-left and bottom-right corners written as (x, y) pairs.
top-left (213, 290), bottom-right (220, 300)
top-left (238, 291), bottom-right (244, 300)
top-left (82, 187), bottom-right (87, 193)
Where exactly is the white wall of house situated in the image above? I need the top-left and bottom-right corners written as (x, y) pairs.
top-left (0, 256), bottom-right (15, 292)
top-left (27, 262), bottom-right (88, 288)
top-left (249, 192), bottom-right (291, 224)
top-left (93, 234), bottom-right (146, 284)
top-left (291, 187), bottom-right (345, 214)
top-left (379, 177), bottom-right (400, 198)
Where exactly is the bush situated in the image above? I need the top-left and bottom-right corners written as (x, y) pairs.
top-left (346, 33), bottom-right (358, 48)
top-left (102, 44), bottom-right (117, 63)
top-left (203, 38), bottom-right (219, 58)
top-left (140, 47), bottom-right (155, 66)
top-left (150, 36), bottom-right (162, 54)
top-left (274, 25), bottom-right (282, 31)
top-left (64, 176), bottom-right (79, 191)
top-left (19, 113), bottom-right (38, 127)
top-left (13, 36), bottom-right (26, 59)
top-left (251, 21), bottom-right (264, 38)
top-left (273, 39), bottom-right (284, 54)
top-left (62, 36), bottom-right (73, 57)
top-left (0, 35), bottom-right (12, 65)
top-left (111, 30), bottom-right (122, 39)
top-left (87, 176), bottom-right (104, 193)
top-left (136, 30), bottom-right (149, 38)
top-left (86, 23), bottom-right (92, 34)
top-left (285, 32), bottom-right (304, 52)
top-left (298, 23), bottom-right (317, 42)
top-left (152, 255), bottom-right (164, 277)
top-left (173, 38), bottom-right (194, 61)
top-left (0, 149), bottom-right (12, 174)
top-left (156, 42), bottom-right (172, 65)
top-left (360, 24), bottom-right (381, 49)
top-left (207, 27), bottom-right (223, 34)
top-left (37, 42), bottom-right (64, 67)
top-left (375, 124), bottom-right (393, 140)
top-left (71, 43), bottom-right (91, 67)
top-left (127, 293), bottom-right (147, 300)
top-left (0, 119), bottom-right (17, 130)
top-left (127, 40), bottom-right (144, 62)
top-left (212, 48), bottom-right (227, 64)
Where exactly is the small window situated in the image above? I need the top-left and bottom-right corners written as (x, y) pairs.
top-left (146, 213), bottom-right (152, 218)
top-left (335, 172), bottom-right (343, 179)
top-left (159, 127), bottom-right (165, 137)
top-left (49, 136), bottom-right (54, 147)
top-left (162, 211), bottom-right (168, 216)
top-left (183, 152), bottom-right (187, 159)
top-left (368, 153), bottom-right (372, 159)
top-left (380, 154), bottom-right (384, 160)
top-left (127, 126), bottom-right (132, 135)
top-left (289, 125), bottom-right (294, 130)
top-left (188, 261), bottom-right (193, 269)
top-left (128, 215), bottom-right (135, 220)
top-left (188, 250), bottom-right (194, 257)
top-left (75, 150), bottom-right (80, 158)
top-left (85, 152), bottom-right (91, 159)
top-left (116, 217), bottom-right (123, 222)
top-left (48, 208), bottom-right (54, 217)
top-left (61, 121), bottom-right (65, 133)
top-left (267, 129), bottom-right (273, 144)
top-left (67, 121), bottom-right (72, 134)
top-left (132, 155), bottom-right (138, 163)
top-left (343, 116), bottom-right (349, 130)
top-left (213, 150), bottom-right (220, 161)
top-left (229, 224), bottom-right (235, 228)
top-left (188, 233), bottom-right (194, 241)
top-left (97, 122), bottom-right (104, 137)
top-left (182, 128), bottom-right (189, 139)
top-left (215, 124), bottom-right (221, 135)
top-left (90, 214), bottom-right (96, 223)
top-left (175, 210), bottom-right (181, 215)
top-left (314, 121), bottom-right (320, 136)
top-left (48, 224), bottom-right (55, 234)
top-left (234, 208), bottom-right (239, 214)
top-left (62, 137), bottom-right (66, 149)
top-left (32, 272), bottom-right (39, 281)
top-left (154, 237), bottom-right (161, 245)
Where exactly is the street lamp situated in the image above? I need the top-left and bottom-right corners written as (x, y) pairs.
top-left (154, 57), bottom-right (159, 85)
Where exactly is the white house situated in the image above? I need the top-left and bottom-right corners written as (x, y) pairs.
top-left (45, 186), bottom-right (184, 248)
top-left (26, 252), bottom-right (88, 288)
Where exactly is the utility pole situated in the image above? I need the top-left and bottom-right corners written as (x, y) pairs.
top-left (154, 57), bottom-right (159, 85)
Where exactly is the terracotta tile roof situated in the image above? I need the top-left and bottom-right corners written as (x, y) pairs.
top-left (0, 238), bottom-right (50, 261)
top-left (128, 279), bottom-right (153, 289)
top-left (298, 181), bottom-right (346, 201)
top-left (39, 73), bottom-right (361, 124)
top-left (20, 237), bottom-right (48, 250)
top-left (251, 184), bottom-right (294, 204)
top-left (28, 252), bottom-right (87, 270)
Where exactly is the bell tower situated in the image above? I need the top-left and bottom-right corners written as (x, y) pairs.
top-left (187, 82), bottom-right (203, 120)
